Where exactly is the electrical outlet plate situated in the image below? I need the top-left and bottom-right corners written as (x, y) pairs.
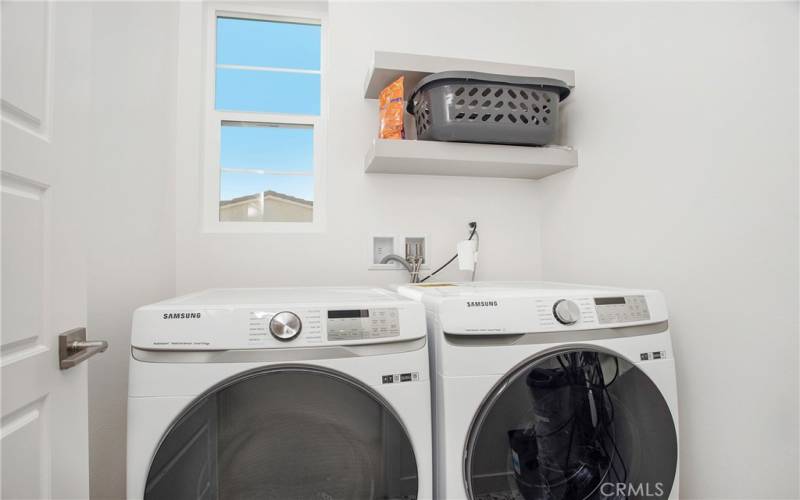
top-left (369, 234), bottom-right (429, 270)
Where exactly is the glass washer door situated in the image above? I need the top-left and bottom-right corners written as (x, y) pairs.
top-left (144, 366), bottom-right (419, 500)
top-left (465, 349), bottom-right (677, 500)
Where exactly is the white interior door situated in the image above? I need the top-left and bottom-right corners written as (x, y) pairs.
top-left (1, 2), bottom-right (96, 498)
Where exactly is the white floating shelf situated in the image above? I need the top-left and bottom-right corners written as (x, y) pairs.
top-left (364, 51), bottom-right (575, 99)
top-left (364, 139), bottom-right (578, 180)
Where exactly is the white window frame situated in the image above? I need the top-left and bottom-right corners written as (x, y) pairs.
top-left (202, 3), bottom-right (327, 233)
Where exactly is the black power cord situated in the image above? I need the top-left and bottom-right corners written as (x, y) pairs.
top-left (547, 352), bottom-right (628, 498)
top-left (418, 222), bottom-right (477, 283)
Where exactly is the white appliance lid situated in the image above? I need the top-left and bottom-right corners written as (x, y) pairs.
top-left (155, 287), bottom-right (407, 307)
top-left (395, 281), bottom-right (640, 303)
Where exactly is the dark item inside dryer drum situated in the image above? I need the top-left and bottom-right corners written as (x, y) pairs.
top-left (144, 367), bottom-right (419, 500)
top-left (466, 350), bottom-right (677, 500)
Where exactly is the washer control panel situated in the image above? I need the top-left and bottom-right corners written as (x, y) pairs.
top-left (327, 308), bottom-right (400, 341)
top-left (595, 295), bottom-right (650, 324)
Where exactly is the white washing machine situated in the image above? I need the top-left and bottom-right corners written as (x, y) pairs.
top-left (127, 287), bottom-right (432, 500)
top-left (395, 282), bottom-right (679, 500)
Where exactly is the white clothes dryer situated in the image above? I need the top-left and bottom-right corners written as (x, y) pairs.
top-left (127, 287), bottom-right (432, 500)
top-left (395, 282), bottom-right (679, 500)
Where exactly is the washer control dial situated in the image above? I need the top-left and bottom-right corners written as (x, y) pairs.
top-left (269, 311), bottom-right (302, 341)
top-left (553, 299), bottom-right (580, 325)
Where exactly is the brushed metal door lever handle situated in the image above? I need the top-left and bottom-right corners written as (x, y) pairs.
top-left (59, 328), bottom-right (108, 370)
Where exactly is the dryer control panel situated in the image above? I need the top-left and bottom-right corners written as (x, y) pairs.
top-left (327, 308), bottom-right (400, 341)
top-left (396, 283), bottom-right (667, 335)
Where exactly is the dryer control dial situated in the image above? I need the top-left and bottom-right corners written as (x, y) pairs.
top-left (553, 299), bottom-right (580, 325)
top-left (270, 311), bottom-right (302, 341)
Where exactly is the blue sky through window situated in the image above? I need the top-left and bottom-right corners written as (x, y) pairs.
top-left (216, 68), bottom-right (320, 115)
top-left (221, 124), bottom-right (313, 172)
top-left (217, 17), bottom-right (320, 70)
top-left (215, 17), bottom-right (320, 115)
top-left (220, 124), bottom-right (314, 201)
top-left (216, 16), bottom-right (320, 210)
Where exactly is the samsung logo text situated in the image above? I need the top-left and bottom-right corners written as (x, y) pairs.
top-left (162, 312), bottom-right (202, 320)
top-left (466, 301), bottom-right (498, 308)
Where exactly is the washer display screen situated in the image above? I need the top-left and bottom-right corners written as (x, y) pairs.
top-left (328, 309), bottom-right (370, 318)
top-left (327, 308), bottom-right (400, 341)
top-left (594, 297), bottom-right (626, 305)
top-left (595, 295), bottom-right (651, 324)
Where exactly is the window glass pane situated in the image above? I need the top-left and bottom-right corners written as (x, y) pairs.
top-left (216, 17), bottom-right (320, 70)
top-left (220, 172), bottom-right (313, 223)
top-left (216, 68), bottom-right (320, 115)
top-left (221, 122), bottom-right (313, 173)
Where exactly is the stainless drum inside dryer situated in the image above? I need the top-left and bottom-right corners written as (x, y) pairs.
top-left (465, 349), bottom-right (677, 500)
top-left (144, 366), bottom-right (419, 500)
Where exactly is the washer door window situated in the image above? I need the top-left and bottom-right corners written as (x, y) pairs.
top-left (466, 349), bottom-right (677, 500)
top-left (145, 367), bottom-right (419, 500)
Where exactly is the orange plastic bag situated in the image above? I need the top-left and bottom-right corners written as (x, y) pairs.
top-left (379, 76), bottom-right (404, 139)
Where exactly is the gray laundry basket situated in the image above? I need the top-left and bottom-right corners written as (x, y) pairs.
top-left (407, 71), bottom-right (570, 146)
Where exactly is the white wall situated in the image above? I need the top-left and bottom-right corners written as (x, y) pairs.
top-left (534, 3), bottom-right (799, 499)
top-left (173, 1), bottom-right (544, 294)
top-left (86, 3), bottom-right (178, 499)
top-left (81, 2), bottom-right (798, 499)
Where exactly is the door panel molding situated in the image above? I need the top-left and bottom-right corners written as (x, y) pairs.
top-left (1, 171), bottom-right (48, 355)
top-left (0, 397), bottom-right (51, 500)
top-left (1, 0), bottom-right (54, 141)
